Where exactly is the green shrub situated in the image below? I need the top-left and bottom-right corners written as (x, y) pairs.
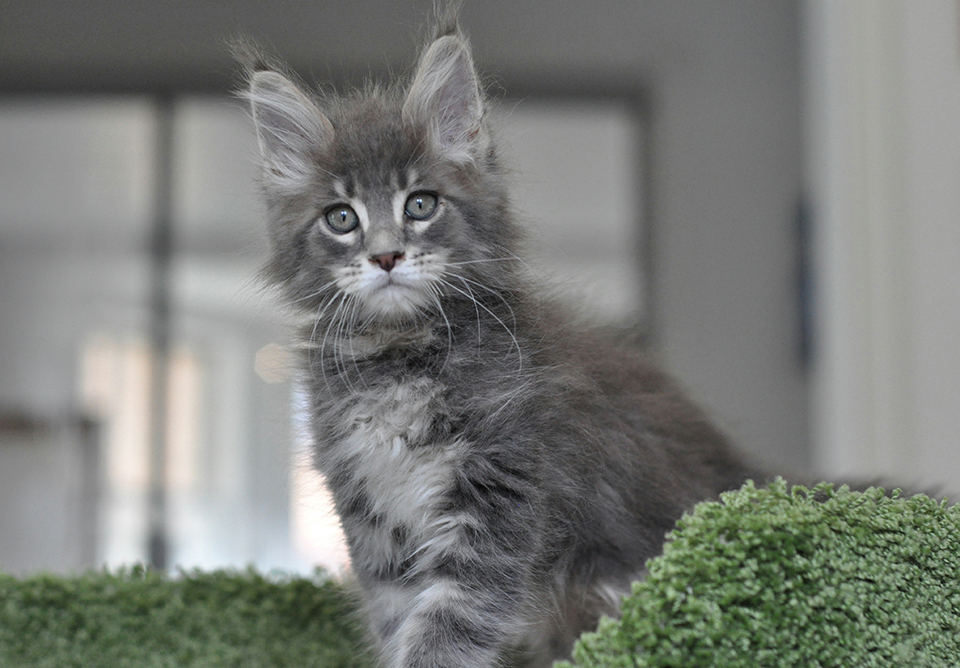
top-left (3, 482), bottom-right (958, 667)
top-left (564, 479), bottom-right (960, 668)
top-left (0, 567), bottom-right (371, 668)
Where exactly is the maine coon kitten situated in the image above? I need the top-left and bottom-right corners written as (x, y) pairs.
top-left (242, 16), bottom-right (762, 668)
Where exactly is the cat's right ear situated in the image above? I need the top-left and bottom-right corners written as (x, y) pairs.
top-left (402, 32), bottom-right (488, 165)
top-left (245, 70), bottom-right (333, 190)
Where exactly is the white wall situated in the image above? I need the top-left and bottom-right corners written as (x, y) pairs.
top-left (803, 0), bottom-right (960, 493)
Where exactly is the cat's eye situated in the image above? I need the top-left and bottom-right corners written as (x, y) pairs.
top-left (404, 192), bottom-right (439, 221)
top-left (324, 204), bottom-right (360, 234)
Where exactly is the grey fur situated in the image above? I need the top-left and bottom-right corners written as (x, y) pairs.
top-left (243, 15), bottom-right (762, 668)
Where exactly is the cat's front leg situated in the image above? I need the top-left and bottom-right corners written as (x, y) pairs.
top-left (375, 576), bottom-right (519, 668)
top-left (373, 456), bottom-right (541, 668)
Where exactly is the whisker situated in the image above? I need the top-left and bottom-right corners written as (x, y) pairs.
top-left (346, 294), bottom-right (367, 387)
top-left (486, 378), bottom-right (537, 423)
top-left (333, 294), bottom-right (358, 394)
top-left (445, 258), bottom-right (521, 267)
top-left (290, 278), bottom-right (340, 305)
top-left (308, 293), bottom-right (343, 379)
top-left (490, 245), bottom-right (540, 276)
top-left (450, 275), bottom-right (482, 346)
top-left (437, 277), bottom-right (523, 373)
top-left (428, 285), bottom-right (454, 373)
top-left (320, 293), bottom-right (350, 394)
top-left (455, 273), bottom-right (519, 333)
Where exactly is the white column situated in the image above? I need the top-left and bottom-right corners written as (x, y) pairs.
top-left (802, 0), bottom-right (960, 492)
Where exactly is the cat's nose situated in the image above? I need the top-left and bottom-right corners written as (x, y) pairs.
top-left (370, 251), bottom-right (405, 272)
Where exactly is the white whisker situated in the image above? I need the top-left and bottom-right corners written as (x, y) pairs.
top-left (437, 277), bottom-right (523, 373)
top-left (334, 294), bottom-right (358, 394)
top-left (445, 257), bottom-right (519, 267)
top-left (486, 378), bottom-right (537, 423)
top-left (490, 245), bottom-right (540, 276)
top-left (451, 275), bottom-right (482, 345)
top-left (429, 285), bottom-right (454, 372)
top-left (455, 273), bottom-right (518, 335)
top-left (290, 278), bottom-right (340, 305)
top-left (346, 293), bottom-right (367, 387)
top-left (320, 293), bottom-right (350, 394)
top-left (308, 292), bottom-right (345, 381)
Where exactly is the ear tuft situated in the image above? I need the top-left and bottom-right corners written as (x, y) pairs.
top-left (243, 69), bottom-right (333, 190)
top-left (432, 0), bottom-right (463, 39)
top-left (402, 32), bottom-right (487, 164)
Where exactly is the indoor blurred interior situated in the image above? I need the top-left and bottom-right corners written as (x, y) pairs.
top-left (1, 0), bottom-right (958, 575)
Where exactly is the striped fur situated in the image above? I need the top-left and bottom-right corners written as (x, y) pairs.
top-left (243, 14), bottom-right (761, 668)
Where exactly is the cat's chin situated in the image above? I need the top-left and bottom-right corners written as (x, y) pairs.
top-left (360, 284), bottom-right (432, 322)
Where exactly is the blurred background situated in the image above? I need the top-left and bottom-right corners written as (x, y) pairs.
top-left (0, 0), bottom-right (957, 575)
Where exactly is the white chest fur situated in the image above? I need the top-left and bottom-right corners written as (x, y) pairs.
top-left (323, 377), bottom-right (462, 540)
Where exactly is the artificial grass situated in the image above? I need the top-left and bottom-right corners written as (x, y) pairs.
top-left (563, 479), bottom-right (960, 668)
top-left (0, 567), bottom-right (371, 668)
top-left (2, 481), bottom-right (958, 667)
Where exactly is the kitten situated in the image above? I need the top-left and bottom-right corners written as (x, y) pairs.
top-left (242, 14), bottom-right (762, 668)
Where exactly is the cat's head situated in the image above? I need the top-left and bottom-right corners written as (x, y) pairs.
top-left (243, 22), bottom-right (519, 324)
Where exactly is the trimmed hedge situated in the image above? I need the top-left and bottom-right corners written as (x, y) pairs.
top-left (2, 481), bottom-right (957, 666)
top-left (0, 567), bottom-right (371, 668)
top-left (563, 480), bottom-right (960, 668)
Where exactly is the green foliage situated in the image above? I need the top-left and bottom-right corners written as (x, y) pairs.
top-left (0, 567), bottom-right (372, 668)
top-left (4, 484), bottom-right (959, 667)
top-left (564, 480), bottom-right (960, 668)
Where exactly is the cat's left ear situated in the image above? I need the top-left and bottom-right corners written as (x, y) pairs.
top-left (402, 33), bottom-right (487, 164)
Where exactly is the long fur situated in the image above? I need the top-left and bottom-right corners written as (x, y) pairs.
top-left (243, 13), bottom-right (763, 668)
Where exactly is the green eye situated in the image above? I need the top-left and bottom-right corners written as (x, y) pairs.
top-left (404, 192), bottom-right (438, 221)
top-left (324, 205), bottom-right (359, 234)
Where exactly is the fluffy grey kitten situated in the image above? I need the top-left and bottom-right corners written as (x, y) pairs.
top-left (243, 16), bottom-right (761, 668)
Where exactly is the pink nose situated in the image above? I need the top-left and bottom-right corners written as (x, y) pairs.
top-left (370, 251), bottom-right (404, 272)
